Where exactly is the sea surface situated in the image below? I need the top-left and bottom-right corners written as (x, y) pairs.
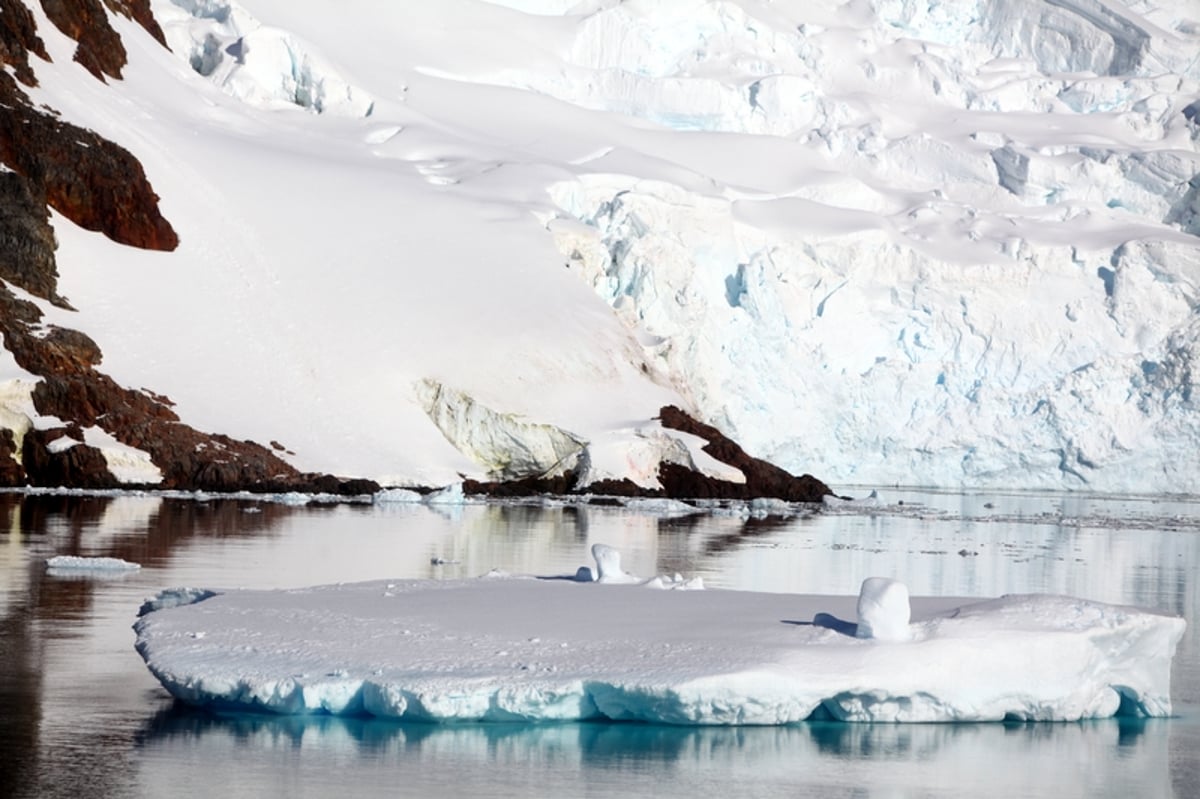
top-left (1, 488), bottom-right (1197, 798)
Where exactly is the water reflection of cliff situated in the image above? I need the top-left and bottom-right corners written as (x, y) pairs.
top-left (0, 492), bottom-right (305, 799)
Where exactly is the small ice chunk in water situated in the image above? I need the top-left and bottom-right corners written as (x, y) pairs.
top-left (46, 555), bottom-right (141, 572)
top-left (856, 577), bottom-right (911, 642)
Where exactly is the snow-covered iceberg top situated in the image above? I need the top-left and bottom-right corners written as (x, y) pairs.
top-left (134, 558), bottom-right (1184, 724)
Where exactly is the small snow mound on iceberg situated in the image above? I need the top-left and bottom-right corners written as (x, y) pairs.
top-left (591, 542), bottom-right (639, 584)
top-left (585, 544), bottom-right (703, 589)
top-left (46, 555), bottom-right (141, 572)
top-left (855, 577), bottom-right (911, 642)
top-left (644, 573), bottom-right (705, 591)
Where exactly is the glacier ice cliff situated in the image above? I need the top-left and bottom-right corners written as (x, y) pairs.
top-left (537, 0), bottom-right (1200, 492)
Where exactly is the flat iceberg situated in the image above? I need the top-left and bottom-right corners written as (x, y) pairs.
top-left (46, 555), bottom-right (141, 572)
top-left (134, 565), bottom-right (1184, 724)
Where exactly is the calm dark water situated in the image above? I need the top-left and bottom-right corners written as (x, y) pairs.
top-left (1, 489), bottom-right (1197, 798)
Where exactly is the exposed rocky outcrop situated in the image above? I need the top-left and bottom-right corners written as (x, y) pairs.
top-left (0, 429), bottom-right (24, 484)
top-left (462, 471), bottom-right (579, 497)
top-left (0, 0), bottom-right (177, 252)
top-left (656, 405), bottom-right (831, 502)
top-left (0, 0), bottom-right (48, 85)
top-left (40, 0), bottom-right (166, 81)
top-left (0, 70), bottom-right (179, 251)
top-left (0, 170), bottom-right (64, 306)
top-left (21, 425), bottom-right (115, 488)
top-left (0, 2), bottom-right (374, 495)
top-left (0, 282), bottom-right (380, 493)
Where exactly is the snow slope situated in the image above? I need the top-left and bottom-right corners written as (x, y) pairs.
top-left (10, 0), bottom-right (1200, 491)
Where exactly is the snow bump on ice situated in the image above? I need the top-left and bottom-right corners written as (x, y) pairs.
top-left (133, 553), bottom-right (1185, 724)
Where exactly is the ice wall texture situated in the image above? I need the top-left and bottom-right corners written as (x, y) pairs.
top-left (154, 0), bottom-right (1200, 491)
top-left (541, 0), bottom-right (1200, 492)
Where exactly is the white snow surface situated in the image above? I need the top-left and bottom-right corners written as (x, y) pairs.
top-left (134, 565), bottom-right (1185, 724)
top-left (11, 0), bottom-right (1200, 491)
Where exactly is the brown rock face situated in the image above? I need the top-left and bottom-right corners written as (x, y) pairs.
top-left (21, 427), bottom-right (117, 488)
top-left (0, 71), bottom-right (179, 251)
top-left (0, 429), bottom-right (26, 484)
top-left (40, 0), bottom-right (128, 80)
top-left (103, 0), bottom-right (167, 47)
top-left (37, 0), bottom-right (167, 80)
top-left (1, 0), bottom-right (179, 253)
top-left (0, 0), bottom-right (48, 85)
top-left (656, 405), bottom-right (832, 502)
top-left (0, 170), bottom-right (67, 306)
top-left (0, 284), bottom-right (380, 493)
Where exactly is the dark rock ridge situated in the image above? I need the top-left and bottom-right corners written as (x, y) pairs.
top-left (0, 68), bottom-right (179, 252)
top-left (464, 406), bottom-right (832, 503)
top-left (40, 0), bottom-right (166, 81)
top-left (0, 284), bottom-right (377, 494)
top-left (657, 405), bottom-right (832, 502)
top-left (0, 0), bottom-right (48, 85)
top-left (1, 0), bottom-right (177, 253)
top-left (0, 2), bottom-right (369, 495)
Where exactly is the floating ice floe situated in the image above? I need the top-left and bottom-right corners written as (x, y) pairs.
top-left (374, 488), bottom-right (424, 504)
top-left (46, 555), bottom-right (141, 573)
top-left (422, 483), bottom-right (467, 506)
top-left (133, 548), bottom-right (1184, 724)
top-left (822, 490), bottom-right (884, 509)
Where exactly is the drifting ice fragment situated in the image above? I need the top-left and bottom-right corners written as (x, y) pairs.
top-left (45, 555), bottom-right (141, 572)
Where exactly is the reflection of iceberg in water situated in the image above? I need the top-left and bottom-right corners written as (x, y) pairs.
top-left (136, 706), bottom-right (1175, 798)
